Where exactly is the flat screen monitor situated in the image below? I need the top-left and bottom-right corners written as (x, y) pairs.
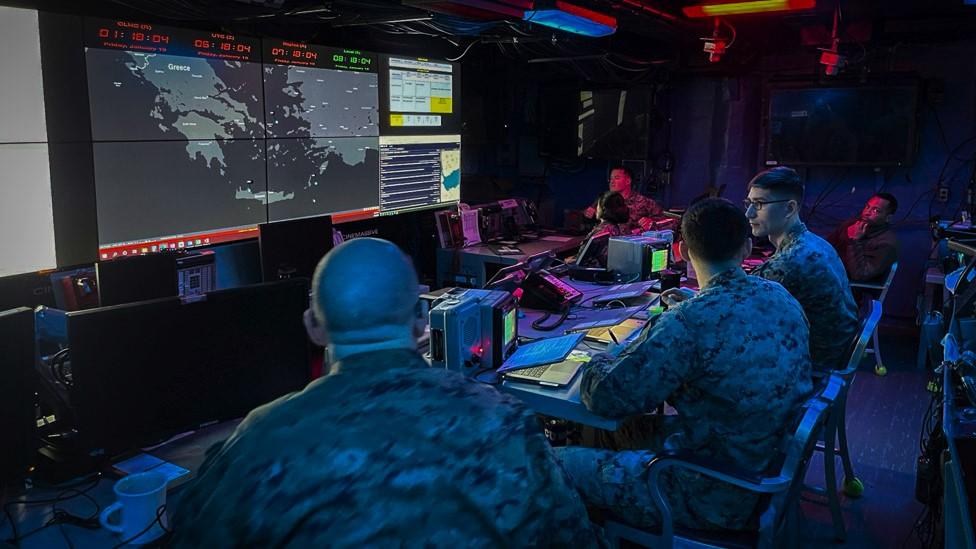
top-left (263, 40), bottom-right (381, 223)
top-left (577, 232), bottom-right (612, 269)
top-left (85, 18), bottom-right (268, 258)
top-left (259, 214), bottom-right (334, 281)
top-left (577, 87), bottom-right (651, 159)
top-left (378, 135), bottom-right (461, 214)
top-left (0, 307), bottom-right (37, 482)
top-left (96, 253), bottom-right (179, 307)
top-left (764, 84), bottom-right (918, 166)
top-left (66, 278), bottom-right (310, 454)
top-left (379, 55), bottom-right (461, 135)
top-left (0, 8), bottom-right (56, 277)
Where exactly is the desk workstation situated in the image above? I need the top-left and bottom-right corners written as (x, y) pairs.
top-left (4, 1), bottom-right (974, 546)
top-left (2, 254), bottom-right (665, 547)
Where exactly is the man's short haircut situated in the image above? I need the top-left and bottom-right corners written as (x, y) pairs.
top-left (748, 166), bottom-right (804, 203)
top-left (681, 198), bottom-right (751, 263)
top-left (598, 191), bottom-right (630, 224)
top-left (872, 192), bottom-right (898, 214)
top-left (610, 165), bottom-right (635, 182)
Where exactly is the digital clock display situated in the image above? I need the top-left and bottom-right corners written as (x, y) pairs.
top-left (87, 18), bottom-right (259, 62)
top-left (263, 40), bottom-right (376, 72)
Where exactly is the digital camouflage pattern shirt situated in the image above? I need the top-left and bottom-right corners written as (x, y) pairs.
top-left (563, 268), bottom-right (813, 531)
top-left (621, 193), bottom-right (663, 233)
top-left (171, 349), bottom-right (603, 548)
top-left (752, 221), bottom-right (859, 372)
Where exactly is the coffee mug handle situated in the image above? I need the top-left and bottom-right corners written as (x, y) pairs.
top-left (99, 502), bottom-right (124, 534)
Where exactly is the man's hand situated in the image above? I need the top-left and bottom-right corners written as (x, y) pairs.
top-left (638, 217), bottom-right (654, 231)
top-left (661, 287), bottom-right (695, 307)
top-left (584, 206), bottom-right (596, 219)
top-left (847, 220), bottom-right (868, 240)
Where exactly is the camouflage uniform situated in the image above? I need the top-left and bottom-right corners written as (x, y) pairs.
top-left (172, 349), bottom-right (603, 548)
top-left (752, 221), bottom-right (859, 372)
top-left (590, 192), bottom-right (663, 234)
top-left (555, 268), bottom-right (813, 531)
top-left (622, 193), bottom-right (663, 233)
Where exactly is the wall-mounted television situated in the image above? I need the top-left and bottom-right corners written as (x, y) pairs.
top-left (763, 83), bottom-right (919, 167)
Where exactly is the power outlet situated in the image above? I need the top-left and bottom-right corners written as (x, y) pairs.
top-left (938, 187), bottom-right (950, 202)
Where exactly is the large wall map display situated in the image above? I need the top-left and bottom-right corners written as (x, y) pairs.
top-left (84, 18), bottom-right (460, 256)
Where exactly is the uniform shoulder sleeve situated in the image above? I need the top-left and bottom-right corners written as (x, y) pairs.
top-left (580, 309), bottom-right (696, 418)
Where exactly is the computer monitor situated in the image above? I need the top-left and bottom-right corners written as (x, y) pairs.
top-left (96, 253), bottom-right (179, 307)
top-left (576, 232), bottom-right (612, 269)
top-left (259, 214), bottom-right (334, 282)
top-left (428, 289), bottom-right (518, 375)
top-left (50, 266), bottom-right (98, 311)
top-left (0, 307), bottom-right (37, 483)
top-left (65, 278), bottom-right (311, 454)
top-left (483, 251), bottom-right (555, 290)
top-left (607, 235), bottom-right (671, 280)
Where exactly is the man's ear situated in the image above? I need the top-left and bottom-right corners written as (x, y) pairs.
top-left (413, 301), bottom-right (427, 340)
top-left (303, 308), bottom-right (329, 347)
top-left (741, 237), bottom-right (753, 261)
top-left (786, 199), bottom-right (800, 218)
top-left (678, 241), bottom-right (690, 264)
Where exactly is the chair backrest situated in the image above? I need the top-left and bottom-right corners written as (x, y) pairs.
top-left (878, 262), bottom-right (898, 303)
top-left (838, 299), bottom-right (883, 377)
top-left (763, 396), bottom-right (832, 537)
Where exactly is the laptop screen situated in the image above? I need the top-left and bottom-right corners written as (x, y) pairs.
top-left (577, 232), bottom-right (611, 268)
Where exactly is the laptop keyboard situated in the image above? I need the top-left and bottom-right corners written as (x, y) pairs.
top-left (510, 365), bottom-right (551, 378)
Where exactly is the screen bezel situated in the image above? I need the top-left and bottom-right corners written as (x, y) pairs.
top-left (761, 79), bottom-right (920, 167)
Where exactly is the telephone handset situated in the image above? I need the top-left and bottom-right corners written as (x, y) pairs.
top-left (519, 270), bottom-right (583, 312)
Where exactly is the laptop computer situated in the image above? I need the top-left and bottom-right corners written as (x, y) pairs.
top-left (498, 333), bottom-right (585, 387)
top-left (503, 350), bottom-right (591, 387)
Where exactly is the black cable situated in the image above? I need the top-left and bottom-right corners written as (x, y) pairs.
top-left (3, 474), bottom-right (102, 547)
top-left (531, 305), bottom-right (571, 331)
top-left (110, 504), bottom-right (171, 549)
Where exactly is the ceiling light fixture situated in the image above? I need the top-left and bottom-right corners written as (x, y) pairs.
top-left (523, 1), bottom-right (617, 37)
top-left (683, 0), bottom-right (816, 18)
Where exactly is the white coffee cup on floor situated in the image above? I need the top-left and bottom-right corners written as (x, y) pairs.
top-left (99, 471), bottom-right (169, 545)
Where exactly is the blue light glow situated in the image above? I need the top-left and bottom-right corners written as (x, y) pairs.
top-left (523, 9), bottom-right (616, 37)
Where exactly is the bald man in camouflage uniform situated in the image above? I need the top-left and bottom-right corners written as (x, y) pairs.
top-left (172, 238), bottom-right (603, 548)
top-left (556, 199), bottom-right (813, 532)
top-left (745, 167), bottom-right (858, 372)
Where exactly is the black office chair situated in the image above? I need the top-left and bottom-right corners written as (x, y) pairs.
top-left (603, 395), bottom-right (832, 549)
top-left (804, 300), bottom-right (883, 541)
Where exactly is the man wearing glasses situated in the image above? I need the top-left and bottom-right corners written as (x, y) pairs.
top-left (827, 193), bottom-right (900, 283)
top-left (745, 167), bottom-right (858, 373)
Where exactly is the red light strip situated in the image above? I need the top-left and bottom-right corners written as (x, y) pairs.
top-left (553, 1), bottom-right (618, 28)
top-left (683, 0), bottom-right (815, 18)
top-left (331, 208), bottom-right (380, 224)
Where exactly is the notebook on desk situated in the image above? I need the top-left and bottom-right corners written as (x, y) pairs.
top-left (582, 317), bottom-right (646, 344)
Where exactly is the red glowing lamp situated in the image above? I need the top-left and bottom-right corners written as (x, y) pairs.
top-left (683, 0), bottom-right (816, 18)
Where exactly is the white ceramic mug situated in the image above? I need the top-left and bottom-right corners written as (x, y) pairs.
top-left (99, 471), bottom-right (169, 545)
